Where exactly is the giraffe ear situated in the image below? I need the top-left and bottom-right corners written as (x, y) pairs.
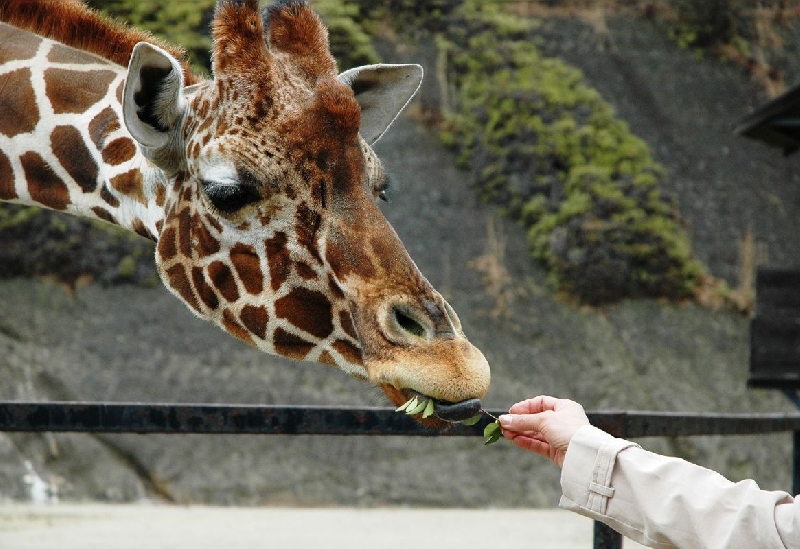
top-left (338, 64), bottom-right (423, 145)
top-left (123, 42), bottom-right (187, 170)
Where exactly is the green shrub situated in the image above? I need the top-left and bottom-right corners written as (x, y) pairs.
top-left (668, 0), bottom-right (744, 51)
top-left (88, 0), bottom-right (215, 71)
top-left (311, 0), bottom-right (381, 71)
top-left (440, 0), bottom-right (704, 304)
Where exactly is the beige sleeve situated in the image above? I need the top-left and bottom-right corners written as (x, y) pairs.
top-left (559, 425), bottom-right (798, 549)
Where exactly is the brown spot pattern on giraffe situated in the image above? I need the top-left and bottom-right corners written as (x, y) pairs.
top-left (44, 68), bottom-right (116, 114)
top-left (109, 169), bottom-right (146, 205)
top-left (158, 226), bottom-right (178, 261)
top-left (295, 261), bottom-right (316, 281)
top-left (205, 213), bottom-right (223, 233)
top-left (132, 218), bottom-right (156, 241)
top-left (230, 243), bottom-right (263, 294)
top-left (88, 106), bottom-right (120, 150)
top-left (0, 25), bottom-right (40, 65)
top-left (47, 43), bottom-right (98, 65)
top-left (265, 231), bottom-right (291, 292)
top-left (208, 260), bottom-right (239, 303)
top-left (0, 149), bottom-right (17, 200)
top-left (332, 339), bottom-right (362, 365)
top-left (339, 310), bottom-right (358, 341)
top-left (102, 137), bottom-right (136, 166)
top-left (274, 287), bottom-right (333, 339)
top-left (155, 184), bottom-right (166, 207)
top-left (51, 125), bottom-right (98, 192)
top-left (20, 151), bottom-right (70, 210)
top-left (196, 99), bottom-right (210, 119)
top-left (91, 206), bottom-right (117, 225)
top-left (273, 327), bottom-right (314, 361)
top-left (100, 185), bottom-right (120, 208)
top-left (222, 309), bottom-right (253, 346)
top-left (327, 274), bottom-right (345, 300)
top-left (176, 207), bottom-right (193, 258)
top-left (0, 68), bottom-right (39, 137)
top-left (192, 216), bottom-right (221, 258)
top-left (191, 265), bottom-right (219, 311)
top-left (164, 263), bottom-right (200, 313)
top-left (240, 305), bottom-right (269, 339)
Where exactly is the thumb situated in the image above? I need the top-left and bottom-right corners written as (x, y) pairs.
top-left (499, 412), bottom-right (548, 433)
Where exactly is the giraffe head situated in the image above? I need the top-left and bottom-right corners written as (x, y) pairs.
top-left (121, 0), bottom-right (490, 423)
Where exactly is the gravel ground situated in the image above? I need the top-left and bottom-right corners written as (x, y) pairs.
top-left (0, 504), bottom-right (648, 549)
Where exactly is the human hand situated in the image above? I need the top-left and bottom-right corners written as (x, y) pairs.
top-left (498, 396), bottom-right (589, 467)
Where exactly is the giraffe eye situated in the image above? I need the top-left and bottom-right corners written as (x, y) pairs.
top-left (202, 180), bottom-right (260, 214)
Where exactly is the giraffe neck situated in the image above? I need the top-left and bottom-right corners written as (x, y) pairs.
top-left (0, 22), bottom-right (170, 241)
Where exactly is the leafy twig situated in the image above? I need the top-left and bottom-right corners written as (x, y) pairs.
top-left (397, 398), bottom-right (503, 445)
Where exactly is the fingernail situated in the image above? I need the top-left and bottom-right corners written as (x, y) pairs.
top-left (499, 414), bottom-right (511, 428)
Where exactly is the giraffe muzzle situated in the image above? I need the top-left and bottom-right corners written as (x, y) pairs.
top-left (366, 294), bottom-right (490, 423)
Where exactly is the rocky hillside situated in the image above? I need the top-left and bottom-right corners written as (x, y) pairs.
top-left (0, 6), bottom-right (798, 506)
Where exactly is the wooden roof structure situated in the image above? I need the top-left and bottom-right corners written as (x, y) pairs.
top-left (735, 83), bottom-right (800, 155)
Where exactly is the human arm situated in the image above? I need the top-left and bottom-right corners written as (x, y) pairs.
top-left (499, 396), bottom-right (800, 549)
top-left (560, 425), bottom-right (798, 549)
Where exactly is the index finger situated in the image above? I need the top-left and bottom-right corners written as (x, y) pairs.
top-left (508, 395), bottom-right (560, 415)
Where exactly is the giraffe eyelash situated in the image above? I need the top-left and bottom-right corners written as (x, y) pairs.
top-left (202, 179), bottom-right (261, 214)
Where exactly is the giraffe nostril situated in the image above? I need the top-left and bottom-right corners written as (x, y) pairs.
top-left (391, 306), bottom-right (428, 340)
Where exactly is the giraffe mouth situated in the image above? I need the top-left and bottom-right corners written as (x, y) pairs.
top-left (403, 389), bottom-right (482, 423)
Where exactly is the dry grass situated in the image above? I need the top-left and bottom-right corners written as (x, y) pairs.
top-left (695, 228), bottom-right (766, 314)
top-left (468, 218), bottom-right (518, 319)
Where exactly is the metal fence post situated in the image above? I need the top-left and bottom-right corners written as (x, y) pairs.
top-left (783, 390), bottom-right (800, 496)
top-left (594, 522), bottom-right (623, 549)
top-left (591, 412), bottom-right (626, 549)
top-left (794, 430), bottom-right (800, 496)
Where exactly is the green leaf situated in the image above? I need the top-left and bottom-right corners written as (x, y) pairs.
top-left (462, 414), bottom-right (483, 426)
top-left (484, 429), bottom-right (502, 445)
top-left (422, 398), bottom-right (435, 418)
top-left (408, 399), bottom-right (428, 415)
top-left (395, 398), bottom-right (414, 412)
top-left (483, 420), bottom-right (500, 438)
top-left (403, 397), bottom-right (419, 414)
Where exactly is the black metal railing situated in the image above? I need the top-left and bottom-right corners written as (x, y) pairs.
top-left (1, 401), bottom-right (799, 549)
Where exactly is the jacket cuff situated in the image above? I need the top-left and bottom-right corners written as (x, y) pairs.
top-left (559, 425), bottom-right (639, 515)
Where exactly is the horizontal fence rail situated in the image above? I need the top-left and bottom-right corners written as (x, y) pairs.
top-left (2, 401), bottom-right (799, 549)
top-left (0, 401), bottom-right (799, 438)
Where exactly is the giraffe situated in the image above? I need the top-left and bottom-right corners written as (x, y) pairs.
top-left (0, 0), bottom-right (490, 424)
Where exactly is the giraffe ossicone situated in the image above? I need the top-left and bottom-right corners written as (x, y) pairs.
top-left (0, 0), bottom-right (490, 424)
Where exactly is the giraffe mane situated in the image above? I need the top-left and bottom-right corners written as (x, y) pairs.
top-left (0, 0), bottom-right (200, 85)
